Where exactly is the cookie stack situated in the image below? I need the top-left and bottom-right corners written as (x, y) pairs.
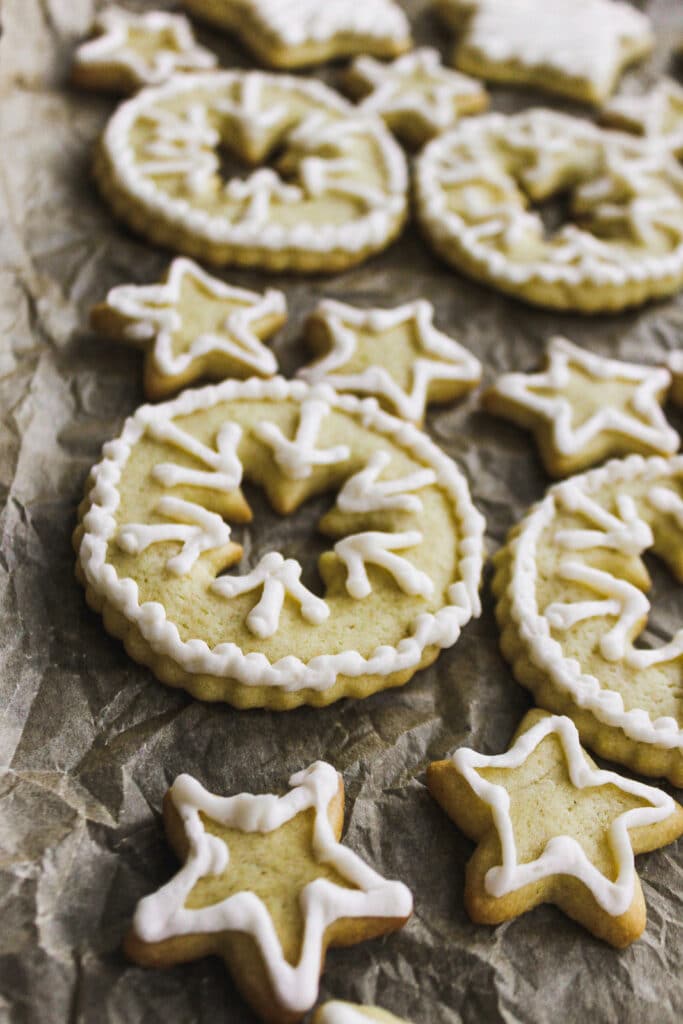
top-left (69, 2), bottom-right (683, 1021)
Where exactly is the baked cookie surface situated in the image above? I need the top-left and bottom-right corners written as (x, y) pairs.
top-left (416, 109), bottom-right (683, 311)
top-left (297, 299), bottom-right (481, 424)
top-left (95, 71), bottom-right (408, 272)
top-left (428, 709), bottom-right (683, 947)
top-left (435, 0), bottom-right (653, 104)
top-left (125, 762), bottom-right (412, 1022)
top-left (601, 78), bottom-right (683, 158)
top-left (493, 455), bottom-right (683, 783)
top-left (182, 0), bottom-right (411, 68)
top-left (72, 6), bottom-right (217, 92)
top-left (75, 379), bottom-right (485, 709)
top-left (314, 1002), bottom-right (410, 1023)
top-left (484, 336), bottom-right (678, 477)
top-left (345, 48), bottom-right (488, 148)
top-left (91, 257), bottom-right (285, 399)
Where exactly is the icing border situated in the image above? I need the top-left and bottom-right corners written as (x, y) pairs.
top-left (78, 377), bottom-right (485, 693)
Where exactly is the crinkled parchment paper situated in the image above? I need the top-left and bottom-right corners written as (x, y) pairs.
top-left (1, 1), bottom-right (683, 1021)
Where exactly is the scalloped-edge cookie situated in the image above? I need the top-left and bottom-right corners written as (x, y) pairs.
top-left (492, 454), bottom-right (683, 784)
top-left (483, 336), bottom-right (679, 478)
top-left (345, 47), bottom-right (489, 148)
top-left (125, 762), bottom-right (412, 1023)
top-left (182, 0), bottom-right (411, 69)
top-left (74, 378), bottom-right (485, 710)
top-left (416, 108), bottom-right (683, 312)
top-left (428, 709), bottom-right (683, 947)
top-left (297, 299), bottom-right (481, 425)
top-left (435, 0), bottom-right (653, 105)
top-left (94, 71), bottom-right (408, 273)
top-left (90, 257), bottom-right (286, 399)
top-left (314, 1002), bottom-right (411, 1024)
top-left (72, 6), bottom-right (217, 93)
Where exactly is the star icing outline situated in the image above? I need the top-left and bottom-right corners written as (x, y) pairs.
top-left (350, 47), bottom-right (488, 141)
top-left (73, 7), bottom-right (217, 89)
top-left (130, 761), bottom-right (413, 1016)
top-left (487, 335), bottom-right (679, 463)
top-left (97, 257), bottom-right (285, 390)
top-left (602, 79), bottom-right (683, 157)
top-left (297, 299), bottom-right (482, 423)
top-left (443, 713), bottom-right (678, 916)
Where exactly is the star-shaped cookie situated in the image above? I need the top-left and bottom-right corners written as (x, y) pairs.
top-left (601, 79), bottom-right (683, 157)
top-left (125, 762), bottom-right (412, 1023)
top-left (297, 300), bottom-right (481, 424)
top-left (91, 258), bottom-right (286, 400)
top-left (435, 0), bottom-right (654, 105)
top-left (428, 710), bottom-right (683, 947)
top-left (668, 350), bottom-right (683, 406)
top-left (72, 6), bottom-right (217, 93)
top-left (345, 47), bottom-right (489, 148)
top-left (314, 1002), bottom-right (411, 1024)
top-left (483, 336), bottom-right (679, 477)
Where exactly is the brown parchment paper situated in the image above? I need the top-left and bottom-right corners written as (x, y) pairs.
top-left (1, 1), bottom-right (683, 1021)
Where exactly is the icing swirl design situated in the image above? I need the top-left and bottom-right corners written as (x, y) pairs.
top-left (494, 454), bottom-right (683, 783)
top-left (76, 378), bottom-right (484, 709)
top-left (416, 109), bottom-right (683, 312)
top-left (95, 72), bottom-right (408, 272)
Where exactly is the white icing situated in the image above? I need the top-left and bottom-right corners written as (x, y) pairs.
top-left (297, 299), bottom-right (481, 423)
top-left (489, 336), bottom-right (678, 457)
top-left (444, 0), bottom-right (652, 98)
top-left (99, 72), bottom-right (408, 265)
top-left (602, 79), bottom-right (683, 155)
top-left (78, 378), bottom-right (485, 694)
top-left (334, 531), bottom-right (434, 600)
top-left (336, 451), bottom-right (436, 515)
top-left (352, 47), bottom-right (486, 134)
top-left (216, 0), bottom-right (410, 49)
top-left (554, 485), bottom-right (653, 555)
top-left (211, 551), bottom-right (330, 638)
top-left (104, 257), bottom-right (283, 378)
top-left (451, 713), bottom-right (676, 916)
top-left (545, 560), bottom-right (649, 662)
top-left (144, 418), bottom-right (244, 494)
top-left (415, 110), bottom-right (683, 304)
top-left (132, 761), bottom-right (413, 1015)
top-left (73, 6), bottom-right (217, 87)
top-left (254, 396), bottom-right (350, 480)
top-left (136, 104), bottom-right (221, 196)
top-left (506, 453), bottom-right (683, 747)
top-left (116, 496), bottom-right (232, 576)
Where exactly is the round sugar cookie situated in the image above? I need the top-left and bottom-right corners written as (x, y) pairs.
top-left (94, 71), bottom-right (408, 272)
top-left (415, 109), bottom-right (683, 312)
top-left (493, 454), bottom-right (683, 784)
top-left (75, 379), bottom-right (484, 710)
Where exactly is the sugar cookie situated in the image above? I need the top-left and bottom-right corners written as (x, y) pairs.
top-left (182, 0), bottom-right (411, 69)
top-left (484, 336), bottom-right (678, 478)
top-left (345, 48), bottom-right (488, 148)
top-left (91, 258), bottom-right (285, 399)
top-left (94, 71), bottom-right (408, 272)
top-left (314, 1003), bottom-right (410, 1024)
top-left (297, 299), bottom-right (481, 425)
top-left (435, 0), bottom-right (653, 105)
top-left (72, 6), bottom-right (217, 93)
top-left (125, 762), bottom-right (412, 1023)
top-left (668, 351), bottom-right (683, 407)
top-left (416, 109), bottom-right (683, 312)
top-left (601, 79), bottom-right (683, 158)
top-left (74, 379), bottom-right (485, 710)
top-left (428, 709), bottom-right (683, 947)
top-left (492, 455), bottom-right (683, 784)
